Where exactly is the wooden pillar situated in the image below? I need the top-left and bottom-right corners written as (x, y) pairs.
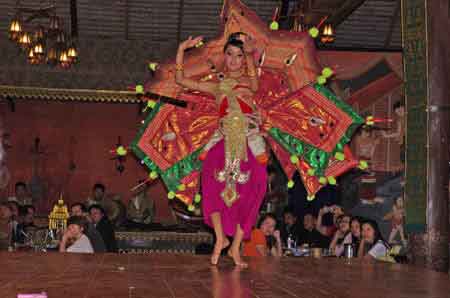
top-left (402, 0), bottom-right (450, 272)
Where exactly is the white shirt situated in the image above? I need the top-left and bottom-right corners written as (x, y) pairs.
top-left (368, 240), bottom-right (388, 259)
top-left (67, 234), bottom-right (94, 254)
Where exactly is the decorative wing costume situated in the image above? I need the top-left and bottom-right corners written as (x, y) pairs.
top-left (131, 0), bottom-right (364, 234)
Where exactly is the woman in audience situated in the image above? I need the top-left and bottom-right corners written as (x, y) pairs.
top-left (59, 216), bottom-right (94, 254)
top-left (243, 213), bottom-right (282, 257)
top-left (329, 214), bottom-right (351, 256)
top-left (358, 219), bottom-right (389, 260)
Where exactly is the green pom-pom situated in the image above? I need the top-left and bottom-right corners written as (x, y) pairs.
top-left (317, 76), bottom-right (326, 85)
top-left (290, 155), bottom-right (299, 164)
top-left (319, 177), bottom-right (327, 185)
top-left (177, 184), bottom-right (186, 191)
top-left (148, 62), bottom-right (158, 71)
top-left (116, 146), bottom-right (127, 156)
top-left (147, 100), bottom-right (156, 109)
top-left (334, 152), bottom-right (345, 161)
top-left (359, 160), bottom-right (369, 170)
top-left (307, 169), bottom-right (316, 176)
top-left (168, 191), bottom-right (176, 200)
top-left (269, 21), bottom-right (279, 31)
top-left (194, 194), bottom-right (202, 203)
top-left (327, 176), bottom-right (337, 185)
top-left (149, 171), bottom-right (158, 179)
top-left (287, 180), bottom-right (295, 188)
top-left (307, 195), bottom-right (315, 201)
top-left (308, 27), bottom-right (319, 38)
top-left (188, 204), bottom-right (195, 212)
top-left (322, 67), bottom-right (334, 78)
top-left (135, 85), bottom-right (144, 94)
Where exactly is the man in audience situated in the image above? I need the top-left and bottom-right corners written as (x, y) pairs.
top-left (86, 183), bottom-right (107, 207)
top-left (8, 182), bottom-right (33, 206)
top-left (127, 183), bottom-right (155, 229)
top-left (59, 216), bottom-right (94, 254)
top-left (89, 204), bottom-right (117, 252)
top-left (280, 208), bottom-right (302, 246)
top-left (15, 205), bottom-right (37, 244)
top-left (70, 202), bottom-right (106, 252)
top-left (298, 213), bottom-right (330, 248)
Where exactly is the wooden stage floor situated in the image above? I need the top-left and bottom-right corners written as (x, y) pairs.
top-left (0, 252), bottom-right (449, 298)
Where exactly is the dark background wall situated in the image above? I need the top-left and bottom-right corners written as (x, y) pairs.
top-left (0, 100), bottom-right (173, 222)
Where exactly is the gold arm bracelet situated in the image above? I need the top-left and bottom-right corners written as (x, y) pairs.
top-left (175, 64), bottom-right (184, 71)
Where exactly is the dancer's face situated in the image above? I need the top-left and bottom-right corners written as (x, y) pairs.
top-left (260, 217), bottom-right (276, 236)
top-left (224, 45), bottom-right (244, 72)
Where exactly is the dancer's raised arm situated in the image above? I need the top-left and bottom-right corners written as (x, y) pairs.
top-left (175, 36), bottom-right (217, 95)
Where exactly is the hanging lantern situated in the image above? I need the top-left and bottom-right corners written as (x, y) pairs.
top-left (321, 24), bottom-right (335, 43)
top-left (9, 16), bottom-right (22, 41)
top-left (34, 26), bottom-right (45, 41)
top-left (59, 50), bottom-right (70, 68)
top-left (49, 16), bottom-right (60, 32)
top-left (56, 31), bottom-right (65, 45)
top-left (28, 47), bottom-right (39, 64)
top-left (19, 32), bottom-right (31, 48)
top-left (34, 42), bottom-right (44, 56)
top-left (67, 43), bottom-right (78, 61)
top-left (46, 47), bottom-right (57, 64)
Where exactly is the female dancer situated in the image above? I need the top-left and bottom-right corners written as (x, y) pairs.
top-left (175, 33), bottom-right (267, 267)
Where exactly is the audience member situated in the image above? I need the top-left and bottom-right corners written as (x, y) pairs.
top-left (89, 204), bottom-right (117, 252)
top-left (243, 213), bottom-right (282, 257)
top-left (316, 205), bottom-right (344, 237)
top-left (0, 202), bottom-right (12, 249)
top-left (86, 183), bottom-right (121, 227)
top-left (280, 208), bottom-right (302, 246)
top-left (127, 183), bottom-right (155, 228)
top-left (329, 214), bottom-right (351, 256)
top-left (297, 213), bottom-right (330, 248)
top-left (342, 216), bottom-right (362, 256)
top-left (8, 182), bottom-right (33, 206)
top-left (86, 183), bottom-right (107, 207)
top-left (59, 216), bottom-right (94, 254)
top-left (70, 202), bottom-right (106, 252)
top-left (358, 219), bottom-right (389, 260)
top-left (14, 205), bottom-right (37, 244)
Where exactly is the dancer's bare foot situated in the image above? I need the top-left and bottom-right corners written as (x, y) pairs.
top-left (227, 247), bottom-right (248, 268)
top-left (211, 237), bottom-right (230, 265)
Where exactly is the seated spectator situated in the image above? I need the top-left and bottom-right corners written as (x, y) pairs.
top-left (89, 204), bottom-right (117, 252)
top-left (280, 208), bottom-right (302, 246)
top-left (0, 202), bottom-right (13, 249)
top-left (243, 213), bottom-right (282, 257)
top-left (8, 182), bottom-right (33, 206)
top-left (86, 183), bottom-right (121, 226)
top-left (342, 216), bottom-right (363, 256)
top-left (127, 183), bottom-right (155, 228)
top-left (316, 205), bottom-right (344, 238)
top-left (329, 214), bottom-right (351, 256)
top-left (14, 205), bottom-right (37, 244)
top-left (358, 219), bottom-right (389, 260)
top-left (70, 202), bottom-right (106, 253)
top-left (59, 216), bottom-right (94, 254)
top-left (7, 201), bottom-right (20, 241)
top-left (297, 213), bottom-right (330, 248)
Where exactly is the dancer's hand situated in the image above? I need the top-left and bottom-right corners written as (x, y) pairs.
top-left (178, 36), bottom-right (203, 51)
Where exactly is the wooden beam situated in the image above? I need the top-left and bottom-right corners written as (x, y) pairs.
top-left (70, 0), bottom-right (78, 38)
top-left (384, 0), bottom-right (401, 48)
top-left (327, 0), bottom-right (367, 27)
top-left (176, 0), bottom-right (185, 44)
